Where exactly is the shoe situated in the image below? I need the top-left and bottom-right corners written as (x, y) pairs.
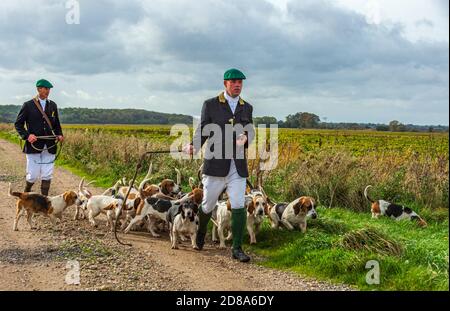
top-left (41, 179), bottom-right (51, 196)
top-left (195, 205), bottom-right (212, 251)
top-left (24, 181), bottom-right (34, 192)
top-left (195, 231), bottom-right (206, 250)
top-left (232, 247), bottom-right (250, 262)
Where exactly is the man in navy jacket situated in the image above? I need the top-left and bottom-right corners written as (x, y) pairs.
top-left (185, 69), bottom-right (255, 262)
top-left (15, 79), bottom-right (64, 195)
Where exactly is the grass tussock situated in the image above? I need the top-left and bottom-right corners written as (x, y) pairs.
top-left (339, 227), bottom-right (403, 256)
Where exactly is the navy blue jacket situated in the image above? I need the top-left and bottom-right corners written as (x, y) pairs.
top-left (14, 99), bottom-right (63, 154)
top-left (192, 92), bottom-right (255, 178)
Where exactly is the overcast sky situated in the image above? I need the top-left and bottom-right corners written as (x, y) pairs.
top-left (0, 0), bottom-right (448, 125)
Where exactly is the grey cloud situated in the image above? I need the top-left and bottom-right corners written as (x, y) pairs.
top-left (0, 0), bottom-right (447, 124)
top-left (0, 0), bottom-right (144, 74)
top-left (415, 19), bottom-right (434, 28)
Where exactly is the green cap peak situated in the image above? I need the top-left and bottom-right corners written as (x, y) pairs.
top-left (224, 68), bottom-right (246, 80)
top-left (36, 79), bottom-right (53, 88)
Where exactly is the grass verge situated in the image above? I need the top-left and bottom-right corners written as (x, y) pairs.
top-left (246, 207), bottom-right (448, 290)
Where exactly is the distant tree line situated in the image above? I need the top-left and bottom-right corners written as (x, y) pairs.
top-left (254, 112), bottom-right (449, 133)
top-left (0, 105), bottom-right (20, 123)
top-left (0, 105), bottom-right (447, 132)
top-left (0, 105), bottom-right (192, 125)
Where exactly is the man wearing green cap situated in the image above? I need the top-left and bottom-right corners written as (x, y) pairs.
top-left (184, 68), bottom-right (255, 262)
top-left (14, 79), bottom-right (64, 195)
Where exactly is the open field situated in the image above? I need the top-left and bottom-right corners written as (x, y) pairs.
top-left (0, 123), bottom-right (448, 290)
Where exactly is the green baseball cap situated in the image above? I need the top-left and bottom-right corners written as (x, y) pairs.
top-left (224, 68), bottom-right (246, 80)
top-left (36, 79), bottom-right (53, 88)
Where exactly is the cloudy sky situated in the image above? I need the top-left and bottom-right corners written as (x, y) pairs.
top-left (0, 0), bottom-right (448, 125)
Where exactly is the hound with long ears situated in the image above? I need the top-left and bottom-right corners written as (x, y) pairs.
top-left (172, 176), bottom-right (204, 241)
top-left (85, 195), bottom-right (124, 231)
top-left (175, 173), bottom-right (203, 199)
top-left (152, 184), bottom-right (202, 235)
top-left (8, 183), bottom-right (80, 231)
top-left (211, 193), bottom-right (262, 248)
top-left (211, 190), bottom-right (266, 247)
top-left (123, 195), bottom-right (186, 237)
top-left (151, 168), bottom-right (182, 200)
top-left (116, 176), bottom-right (153, 232)
top-left (113, 164), bottom-right (174, 234)
top-left (244, 169), bottom-right (271, 244)
top-left (364, 185), bottom-right (427, 227)
top-left (76, 164), bottom-right (154, 231)
top-left (246, 189), bottom-right (268, 244)
top-left (124, 184), bottom-right (203, 237)
top-left (167, 200), bottom-right (199, 249)
top-left (122, 168), bottom-right (181, 234)
top-left (268, 196), bottom-right (317, 232)
top-left (210, 200), bottom-right (231, 248)
top-left (75, 177), bottom-right (124, 230)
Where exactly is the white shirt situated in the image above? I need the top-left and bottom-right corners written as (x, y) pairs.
top-left (224, 91), bottom-right (239, 114)
top-left (38, 98), bottom-right (47, 111)
top-left (38, 97), bottom-right (49, 148)
top-left (224, 91), bottom-right (244, 167)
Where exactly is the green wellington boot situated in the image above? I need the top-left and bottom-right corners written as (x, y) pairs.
top-left (231, 207), bottom-right (250, 262)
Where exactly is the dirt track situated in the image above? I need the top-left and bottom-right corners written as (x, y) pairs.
top-left (0, 138), bottom-right (353, 291)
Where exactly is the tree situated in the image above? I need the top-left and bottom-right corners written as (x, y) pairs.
top-left (254, 116), bottom-right (278, 127)
top-left (299, 112), bottom-right (321, 128)
top-left (284, 112), bottom-right (321, 128)
top-left (376, 124), bottom-right (389, 131)
top-left (388, 120), bottom-right (406, 132)
top-left (284, 113), bottom-right (300, 128)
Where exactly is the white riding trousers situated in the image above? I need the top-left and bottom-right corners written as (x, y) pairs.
top-left (201, 160), bottom-right (246, 213)
top-left (25, 149), bottom-right (56, 182)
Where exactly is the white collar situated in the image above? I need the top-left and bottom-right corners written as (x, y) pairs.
top-left (224, 91), bottom-right (239, 105)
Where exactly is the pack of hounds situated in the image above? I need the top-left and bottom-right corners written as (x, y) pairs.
top-left (8, 163), bottom-right (427, 250)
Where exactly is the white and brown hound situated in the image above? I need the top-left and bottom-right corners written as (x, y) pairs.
top-left (85, 195), bottom-right (124, 231)
top-left (124, 187), bottom-right (203, 237)
top-left (364, 185), bottom-right (427, 227)
top-left (9, 183), bottom-right (80, 231)
top-left (167, 200), bottom-right (199, 249)
top-left (268, 196), bottom-right (317, 233)
top-left (211, 200), bottom-right (233, 249)
top-left (246, 189), bottom-right (268, 244)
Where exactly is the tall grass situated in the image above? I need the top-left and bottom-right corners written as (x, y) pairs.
top-left (263, 149), bottom-right (449, 212)
top-left (1, 123), bottom-right (448, 212)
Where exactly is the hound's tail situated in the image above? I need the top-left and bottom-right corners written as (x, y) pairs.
top-left (413, 214), bottom-right (428, 228)
top-left (197, 164), bottom-right (204, 189)
top-left (417, 217), bottom-right (428, 228)
top-left (8, 183), bottom-right (24, 199)
top-left (364, 185), bottom-right (375, 203)
top-left (210, 218), bottom-right (219, 227)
